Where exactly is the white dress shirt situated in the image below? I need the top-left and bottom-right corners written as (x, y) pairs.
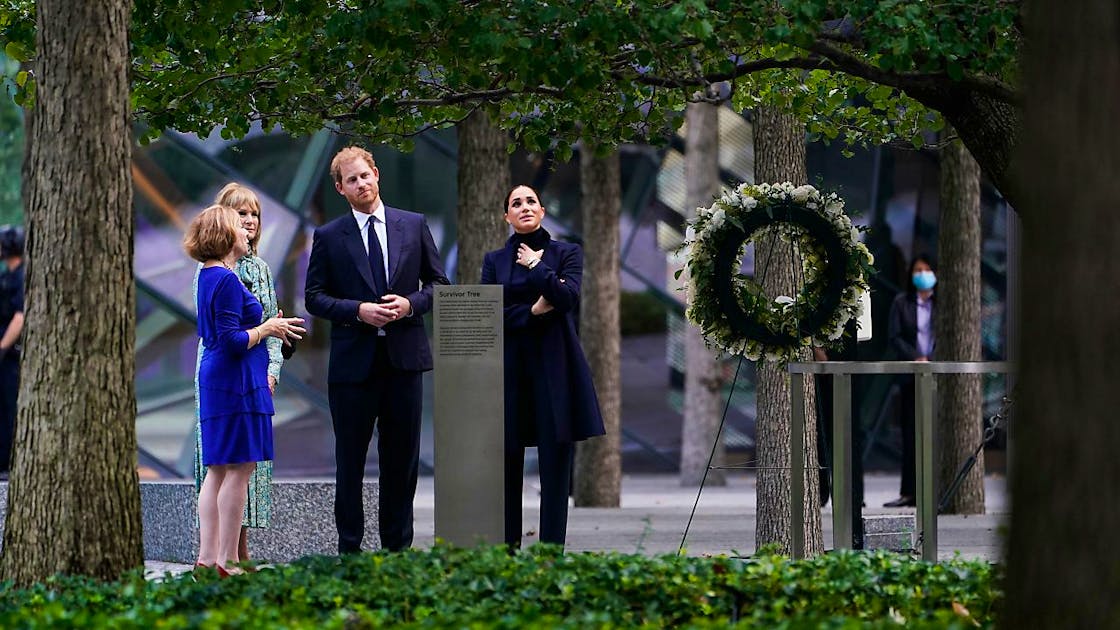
top-left (352, 202), bottom-right (390, 335)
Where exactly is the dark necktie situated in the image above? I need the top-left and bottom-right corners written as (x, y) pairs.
top-left (367, 217), bottom-right (388, 297)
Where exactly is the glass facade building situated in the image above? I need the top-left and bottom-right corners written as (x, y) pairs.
top-left (133, 113), bottom-right (1011, 479)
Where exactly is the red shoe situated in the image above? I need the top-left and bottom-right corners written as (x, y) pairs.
top-left (215, 565), bottom-right (245, 578)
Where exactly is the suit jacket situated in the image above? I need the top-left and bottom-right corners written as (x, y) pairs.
top-left (481, 236), bottom-right (606, 445)
top-left (887, 291), bottom-right (935, 361)
top-left (305, 206), bottom-right (448, 382)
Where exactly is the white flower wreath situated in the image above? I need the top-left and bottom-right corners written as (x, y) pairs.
top-left (681, 182), bottom-right (874, 363)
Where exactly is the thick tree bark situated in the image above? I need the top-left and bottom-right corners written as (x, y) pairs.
top-left (456, 110), bottom-right (509, 284)
top-left (680, 102), bottom-right (726, 487)
top-left (0, 0), bottom-right (142, 585)
top-left (934, 131), bottom-right (985, 514)
top-left (752, 107), bottom-right (823, 556)
top-left (573, 149), bottom-right (621, 507)
top-left (933, 92), bottom-right (1020, 206)
top-left (1004, 0), bottom-right (1120, 626)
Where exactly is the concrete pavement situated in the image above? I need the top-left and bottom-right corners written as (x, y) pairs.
top-left (145, 471), bottom-right (1007, 578)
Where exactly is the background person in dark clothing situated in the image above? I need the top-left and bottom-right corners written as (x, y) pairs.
top-left (0, 225), bottom-right (24, 477)
top-left (884, 254), bottom-right (937, 508)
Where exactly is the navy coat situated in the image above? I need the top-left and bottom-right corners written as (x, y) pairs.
top-left (481, 236), bottom-right (606, 446)
top-left (887, 291), bottom-right (935, 361)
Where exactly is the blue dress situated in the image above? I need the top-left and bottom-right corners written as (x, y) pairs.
top-left (196, 266), bottom-right (274, 465)
top-left (193, 254), bottom-right (282, 526)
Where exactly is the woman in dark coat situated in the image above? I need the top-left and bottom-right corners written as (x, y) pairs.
top-left (884, 254), bottom-right (937, 508)
top-left (481, 184), bottom-right (606, 548)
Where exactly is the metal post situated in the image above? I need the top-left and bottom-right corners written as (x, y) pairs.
top-left (790, 372), bottom-right (805, 559)
top-left (832, 373), bottom-right (853, 550)
top-left (915, 371), bottom-right (937, 561)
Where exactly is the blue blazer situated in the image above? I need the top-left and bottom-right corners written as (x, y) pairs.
top-left (305, 206), bottom-right (448, 382)
top-left (481, 236), bottom-right (605, 445)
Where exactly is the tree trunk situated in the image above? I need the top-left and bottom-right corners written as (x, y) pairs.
top-left (938, 92), bottom-right (1021, 206)
top-left (934, 131), bottom-right (985, 514)
top-left (573, 148), bottom-right (621, 507)
top-left (752, 107), bottom-right (823, 556)
top-left (0, 0), bottom-right (142, 585)
top-left (680, 102), bottom-right (727, 487)
top-left (456, 109), bottom-right (509, 284)
top-left (1004, 0), bottom-right (1120, 626)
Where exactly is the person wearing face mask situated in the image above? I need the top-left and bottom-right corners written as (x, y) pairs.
top-left (481, 184), bottom-right (605, 550)
top-left (884, 254), bottom-right (937, 508)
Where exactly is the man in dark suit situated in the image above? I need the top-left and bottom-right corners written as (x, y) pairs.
top-left (305, 146), bottom-right (448, 552)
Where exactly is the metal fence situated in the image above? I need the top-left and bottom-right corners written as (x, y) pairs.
top-left (787, 361), bottom-right (1014, 561)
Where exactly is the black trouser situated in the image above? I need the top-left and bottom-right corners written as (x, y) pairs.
top-left (0, 353), bottom-right (18, 473)
top-left (816, 372), bottom-right (866, 549)
top-left (898, 377), bottom-right (916, 498)
top-left (504, 438), bottom-right (574, 548)
top-left (329, 343), bottom-right (422, 553)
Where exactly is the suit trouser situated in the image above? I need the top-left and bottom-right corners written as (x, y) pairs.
top-left (504, 439), bottom-right (574, 548)
top-left (329, 342), bottom-right (422, 552)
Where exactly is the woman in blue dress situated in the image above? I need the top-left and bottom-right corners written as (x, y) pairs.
top-left (184, 205), bottom-right (304, 575)
top-left (193, 183), bottom-right (285, 565)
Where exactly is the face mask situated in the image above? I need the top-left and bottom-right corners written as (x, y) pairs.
top-left (912, 270), bottom-right (936, 291)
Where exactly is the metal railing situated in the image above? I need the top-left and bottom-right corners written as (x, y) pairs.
top-left (787, 361), bottom-right (1014, 561)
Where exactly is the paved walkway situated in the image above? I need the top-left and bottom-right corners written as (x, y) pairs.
top-left (145, 472), bottom-right (1007, 579)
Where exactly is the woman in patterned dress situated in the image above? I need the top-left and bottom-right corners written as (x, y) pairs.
top-left (193, 183), bottom-right (286, 565)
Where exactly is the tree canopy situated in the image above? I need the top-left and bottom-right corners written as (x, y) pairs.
top-left (1, 1), bottom-right (1021, 193)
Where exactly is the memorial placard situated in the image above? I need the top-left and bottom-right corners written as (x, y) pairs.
top-left (433, 285), bottom-right (504, 545)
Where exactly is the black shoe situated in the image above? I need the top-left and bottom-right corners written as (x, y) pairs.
top-left (883, 495), bottom-right (915, 508)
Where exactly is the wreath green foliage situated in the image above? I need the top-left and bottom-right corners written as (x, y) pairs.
top-left (682, 182), bottom-right (874, 363)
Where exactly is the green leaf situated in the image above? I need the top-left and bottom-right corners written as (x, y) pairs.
top-left (946, 60), bottom-right (964, 81)
top-left (4, 41), bottom-right (31, 62)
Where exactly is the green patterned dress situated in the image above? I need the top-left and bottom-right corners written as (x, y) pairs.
top-left (193, 254), bottom-right (283, 527)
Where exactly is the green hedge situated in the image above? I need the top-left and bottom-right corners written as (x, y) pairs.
top-left (0, 546), bottom-right (1000, 628)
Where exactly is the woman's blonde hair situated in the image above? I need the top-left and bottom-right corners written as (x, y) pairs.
top-left (183, 205), bottom-right (240, 262)
top-left (215, 182), bottom-right (263, 251)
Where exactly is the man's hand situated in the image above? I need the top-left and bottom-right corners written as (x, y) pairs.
top-left (357, 301), bottom-right (398, 327)
top-left (380, 294), bottom-right (412, 319)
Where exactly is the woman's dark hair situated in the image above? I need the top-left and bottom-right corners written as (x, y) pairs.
top-left (907, 253), bottom-right (936, 295)
top-left (505, 184), bottom-right (541, 211)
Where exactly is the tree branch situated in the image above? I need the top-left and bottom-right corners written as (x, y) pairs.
top-left (807, 39), bottom-right (1018, 105)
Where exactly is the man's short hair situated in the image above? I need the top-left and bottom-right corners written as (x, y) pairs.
top-left (215, 182), bottom-right (263, 251)
top-left (330, 146), bottom-right (377, 184)
top-left (183, 205), bottom-right (240, 262)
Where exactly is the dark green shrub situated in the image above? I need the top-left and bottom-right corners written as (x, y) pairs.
top-left (0, 546), bottom-right (1000, 628)
top-left (620, 290), bottom-right (670, 336)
